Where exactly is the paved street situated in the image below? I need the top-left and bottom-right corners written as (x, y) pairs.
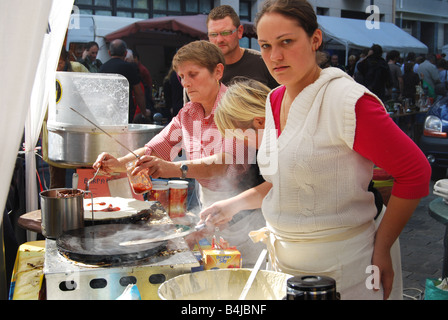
top-left (400, 178), bottom-right (446, 300)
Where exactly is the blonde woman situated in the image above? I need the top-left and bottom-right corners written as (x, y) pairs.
top-left (215, 77), bottom-right (270, 146)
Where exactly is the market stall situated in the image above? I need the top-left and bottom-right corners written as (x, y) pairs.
top-left (104, 14), bottom-right (257, 43)
top-left (102, 14), bottom-right (258, 88)
top-left (317, 15), bottom-right (428, 64)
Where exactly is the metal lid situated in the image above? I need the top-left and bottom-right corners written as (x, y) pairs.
top-left (287, 275), bottom-right (336, 292)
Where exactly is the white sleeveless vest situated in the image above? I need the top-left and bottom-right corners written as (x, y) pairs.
top-left (258, 67), bottom-right (382, 236)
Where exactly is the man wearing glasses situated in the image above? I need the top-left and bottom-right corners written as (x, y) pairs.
top-left (207, 5), bottom-right (278, 88)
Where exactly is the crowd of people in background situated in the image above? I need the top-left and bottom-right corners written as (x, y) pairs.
top-left (319, 45), bottom-right (448, 104)
top-left (69, 38), bottom-right (448, 124)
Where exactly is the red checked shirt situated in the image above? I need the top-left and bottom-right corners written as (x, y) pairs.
top-left (145, 84), bottom-right (249, 191)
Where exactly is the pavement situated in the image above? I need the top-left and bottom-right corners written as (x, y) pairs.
top-left (400, 177), bottom-right (446, 300)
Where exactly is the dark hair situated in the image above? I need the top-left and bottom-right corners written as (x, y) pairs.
top-left (109, 39), bottom-right (127, 57)
top-left (207, 5), bottom-right (240, 27)
top-left (370, 44), bottom-right (383, 57)
top-left (255, 0), bottom-right (319, 39)
top-left (405, 52), bottom-right (416, 62)
top-left (437, 58), bottom-right (447, 70)
top-left (403, 62), bottom-right (414, 74)
top-left (387, 50), bottom-right (400, 61)
top-left (85, 41), bottom-right (99, 50)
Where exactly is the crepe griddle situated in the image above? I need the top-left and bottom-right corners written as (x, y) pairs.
top-left (83, 199), bottom-right (164, 226)
top-left (56, 223), bottom-right (176, 265)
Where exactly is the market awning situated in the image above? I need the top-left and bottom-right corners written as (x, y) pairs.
top-left (104, 14), bottom-right (257, 43)
top-left (318, 15), bottom-right (428, 55)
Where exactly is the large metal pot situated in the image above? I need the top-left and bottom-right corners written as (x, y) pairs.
top-left (40, 188), bottom-right (85, 239)
top-left (47, 123), bottom-right (163, 166)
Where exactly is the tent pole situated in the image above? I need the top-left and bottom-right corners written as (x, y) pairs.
top-left (345, 43), bottom-right (349, 66)
top-left (0, 221), bottom-right (7, 300)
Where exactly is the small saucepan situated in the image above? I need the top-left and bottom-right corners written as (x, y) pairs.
top-left (40, 188), bottom-right (85, 239)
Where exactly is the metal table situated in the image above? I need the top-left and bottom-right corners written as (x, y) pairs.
top-left (428, 197), bottom-right (448, 279)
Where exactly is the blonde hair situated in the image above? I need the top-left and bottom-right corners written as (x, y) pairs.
top-left (215, 78), bottom-right (270, 139)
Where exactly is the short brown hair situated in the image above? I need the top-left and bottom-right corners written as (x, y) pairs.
top-left (207, 5), bottom-right (240, 28)
top-left (172, 40), bottom-right (225, 74)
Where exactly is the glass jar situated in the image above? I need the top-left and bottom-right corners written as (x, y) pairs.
top-left (125, 159), bottom-right (152, 194)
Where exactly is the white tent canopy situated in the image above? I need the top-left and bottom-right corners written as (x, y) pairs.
top-left (317, 15), bottom-right (428, 63)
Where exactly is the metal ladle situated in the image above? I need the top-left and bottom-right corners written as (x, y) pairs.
top-left (85, 166), bottom-right (101, 225)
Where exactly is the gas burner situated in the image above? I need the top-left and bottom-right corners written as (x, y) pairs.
top-left (44, 236), bottom-right (199, 299)
top-left (55, 223), bottom-right (172, 265)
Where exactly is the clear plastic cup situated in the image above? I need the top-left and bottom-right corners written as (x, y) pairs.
top-left (125, 159), bottom-right (152, 195)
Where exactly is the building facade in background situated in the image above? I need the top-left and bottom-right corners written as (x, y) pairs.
top-left (74, 0), bottom-right (447, 53)
top-left (395, 0), bottom-right (448, 53)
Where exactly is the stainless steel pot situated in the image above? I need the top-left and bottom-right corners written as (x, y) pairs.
top-left (47, 123), bottom-right (163, 166)
top-left (40, 188), bottom-right (85, 239)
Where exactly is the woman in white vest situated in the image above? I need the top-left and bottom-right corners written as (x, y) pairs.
top-left (199, 0), bottom-right (431, 300)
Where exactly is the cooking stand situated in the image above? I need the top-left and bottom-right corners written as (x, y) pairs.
top-left (44, 236), bottom-right (199, 300)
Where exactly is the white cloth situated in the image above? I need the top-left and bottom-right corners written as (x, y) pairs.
top-left (250, 206), bottom-right (403, 300)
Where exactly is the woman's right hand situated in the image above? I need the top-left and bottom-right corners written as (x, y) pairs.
top-left (93, 152), bottom-right (123, 175)
top-left (199, 199), bottom-right (239, 228)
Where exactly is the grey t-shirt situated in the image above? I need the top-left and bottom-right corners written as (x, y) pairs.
top-left (222, 48), bottom-right (278, 89)
top-left (388, 62), bottom-right (402, 91)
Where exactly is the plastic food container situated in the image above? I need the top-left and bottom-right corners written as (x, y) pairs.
top-left (168, 180), bottom-right (188, 218)
top-left (149, 184), bottom-right (170, 212)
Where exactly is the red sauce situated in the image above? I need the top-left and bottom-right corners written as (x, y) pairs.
top-left (100, 204), bottom-right (120, 212)
top-left (86, 202), bottom-right (106, 206)
top-left (132, 183), bottom-right (152, 194)
top-left (86, 202), bottom-right (120, 212)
